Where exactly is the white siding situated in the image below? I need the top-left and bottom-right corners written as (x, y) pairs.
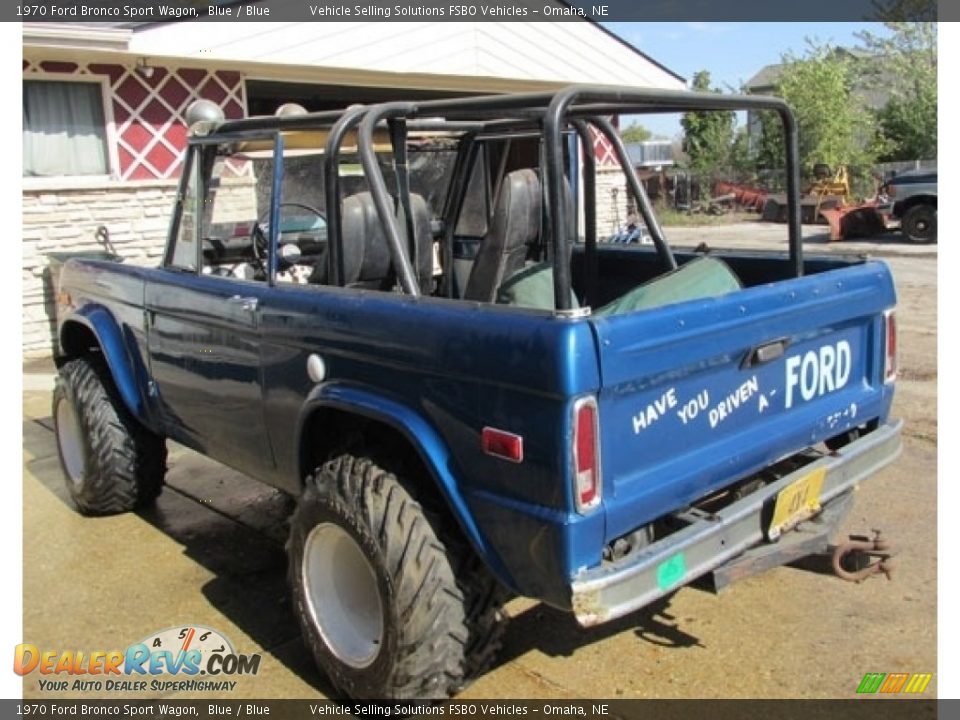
top-left (131, 21), bottom-right (684, 91)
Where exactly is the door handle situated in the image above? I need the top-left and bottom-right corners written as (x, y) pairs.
top-left (227, 295), bottom-right (258, 312)
top-left (742, 338), bottom-right (788, 368)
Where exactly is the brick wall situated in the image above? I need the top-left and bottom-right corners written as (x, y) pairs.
top-left (22, 181), bottom-right (178, 358)
top-left (595, 166), bottom-right (630, 239)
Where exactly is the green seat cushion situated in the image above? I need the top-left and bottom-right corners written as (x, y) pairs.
top-left (497, 262), bottom-right (579, 310)
top-left (595, 256), bottom-right (741, 317)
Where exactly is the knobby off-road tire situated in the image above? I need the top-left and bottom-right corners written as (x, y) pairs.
top-left (287, 453), bottom-right (508, 699)
top-left (53, 357), bottom-right (166, 515)
top-left (901, 204), bottom-right (937, 243)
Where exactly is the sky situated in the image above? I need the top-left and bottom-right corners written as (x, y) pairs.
top-left (602, 22), bottom-right (892, 138)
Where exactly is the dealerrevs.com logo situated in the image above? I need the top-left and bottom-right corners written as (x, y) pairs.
top-left (15, 625), bottom-right (261, 693)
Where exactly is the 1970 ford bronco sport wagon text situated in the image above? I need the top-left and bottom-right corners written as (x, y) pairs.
top-left (52, 86), bottom-right (901, 699)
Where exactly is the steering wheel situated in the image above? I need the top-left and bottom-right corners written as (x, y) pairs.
top-left (250, 202), bottom-right (326, 264)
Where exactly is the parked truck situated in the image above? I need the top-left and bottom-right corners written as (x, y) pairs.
top-left (51, 87), bottom-right (902, 700)
top-left (878, 169), bottom-right (937, 243)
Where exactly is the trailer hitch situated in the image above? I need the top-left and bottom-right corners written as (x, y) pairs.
top-left (832, 529), bottom-right (895, 582)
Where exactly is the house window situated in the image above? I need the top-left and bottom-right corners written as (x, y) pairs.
top-left (22, 79), bottom-right (109, 177)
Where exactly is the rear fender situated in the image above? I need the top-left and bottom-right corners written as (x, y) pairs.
top-left (296, 381), bottom-right (512, 586)
top-left (59, 305), bottom-right (150, 423)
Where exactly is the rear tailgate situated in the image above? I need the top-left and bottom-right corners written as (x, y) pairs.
top-left (589, 260), bottom-right (896, 543)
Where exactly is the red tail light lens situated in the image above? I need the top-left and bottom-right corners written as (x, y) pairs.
top-left (884, 309), bottom-right (897, 383)
top-left (573, 397), bottom-right (601, 513)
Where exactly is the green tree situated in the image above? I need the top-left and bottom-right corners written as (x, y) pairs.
top-left (620, 123), bottom-right (653, 143)
top-left (681, 70), bottom-right (735, 175)
top-left (728, 126), bottom-right (756, 181)
top-left (754, 109), bottom-right (785, 172)
top-left (756, 43), bottom-right (878, 181)
top-left (782, 44), bottom-right (875, 173)
top-left (857, 22), bottom-right (937, 161)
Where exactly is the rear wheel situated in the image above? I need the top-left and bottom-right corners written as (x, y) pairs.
top-left (53, 357), bottom-right (166, 515)
top-left (287, 453), bottom-right (507, 699)
top-left (901, 204), bottom-right (937, 243)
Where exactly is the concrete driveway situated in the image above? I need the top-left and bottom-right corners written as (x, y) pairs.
top-left (21, 223), bottom-right (937, 700)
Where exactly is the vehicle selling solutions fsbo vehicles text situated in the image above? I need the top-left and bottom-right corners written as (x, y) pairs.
top-left (308, 5), bottom-right (535, 17)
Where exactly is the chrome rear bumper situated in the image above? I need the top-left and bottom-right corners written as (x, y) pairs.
top-left (570, 420), bottom-right (903, 626)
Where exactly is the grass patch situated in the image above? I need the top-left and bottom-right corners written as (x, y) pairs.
top-left (656, 208), bottom-right (761, 227)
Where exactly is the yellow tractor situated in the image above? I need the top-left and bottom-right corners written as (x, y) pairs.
top-left (807, 164), bottom-right (852, 216)
top-left (811, 165), bottom-right (886, 241)
top-left (762, 164), bottom-right (851, 225)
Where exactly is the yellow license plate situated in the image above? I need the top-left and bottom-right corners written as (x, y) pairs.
top-left (768, 467), bottom-right (826, 539)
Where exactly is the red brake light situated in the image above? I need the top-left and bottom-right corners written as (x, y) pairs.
top-left (573, 397), bottom-right (601, 513)
top-left (884, 309), bottom-right (897, 383)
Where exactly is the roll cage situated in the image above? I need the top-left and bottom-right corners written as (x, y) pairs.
top-left (201, 85), bottom-right (803, 313)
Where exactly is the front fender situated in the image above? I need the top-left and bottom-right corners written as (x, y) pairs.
top-left (59, 305), bottom-right (151, 424)
top-left (296, 381), bottom-right (513, 587)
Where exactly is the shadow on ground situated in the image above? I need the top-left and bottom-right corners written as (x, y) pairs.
top-left (28, 411), bottom-right (711, 695)
top-left (494, 594), bottom-right (703, 672)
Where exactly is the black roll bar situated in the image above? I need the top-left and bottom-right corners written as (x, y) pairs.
top-left (357, 102), bottom-right (421, 296)
top-left (590, 115), bottom-right (677, 273)
top-left (220, 85), bottom-right (804, 309)
top-left (541, 86), bottom-right (803, 309)
top-left (571, 120), bottom-right (598, 308)
top-left (323, 105), bottom-right (370, 287)
top-left (439, 132), bottom-right (478, 298)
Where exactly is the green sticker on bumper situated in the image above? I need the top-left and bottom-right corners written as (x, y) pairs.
top-left (656, 552), bottom-right (686, 590)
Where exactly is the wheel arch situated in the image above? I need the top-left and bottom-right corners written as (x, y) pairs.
top-left (295, 382), bottom-right (512, 588)
top-left (58, 306), bottom-right (150, 422)
top-left (895, 194), bottom-right (937, 216)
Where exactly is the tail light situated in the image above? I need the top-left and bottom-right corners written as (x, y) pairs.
top-left (573, 396), bottom-right (601, 513)
top-left (884, 309), bottom-right (897, 383)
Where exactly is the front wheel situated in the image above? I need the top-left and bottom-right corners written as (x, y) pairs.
top-left (901, 204), bottom-right (937, 243)
top-left (53, 357), bottom-right (166, 515)
top-left (287, 453), bottom-right (507, 699)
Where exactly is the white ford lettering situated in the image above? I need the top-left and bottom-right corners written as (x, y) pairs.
top-left (785, 340), bottom-right (851, 408)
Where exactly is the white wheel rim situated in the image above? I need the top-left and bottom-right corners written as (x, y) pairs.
top-left (55, 396), bottom-right (85, 486)
top-left (301, 523), bottom-right (384, 669)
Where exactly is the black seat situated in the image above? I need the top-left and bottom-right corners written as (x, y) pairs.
top-left (311, 191), bottom-right (433, 290)
top-left (463, 169), bottom-right (541, 303)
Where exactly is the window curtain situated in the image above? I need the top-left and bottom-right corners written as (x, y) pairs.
top-left (23, 81), bottom-right (109, 177)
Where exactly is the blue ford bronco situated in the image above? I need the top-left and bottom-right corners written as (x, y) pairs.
top-left (52, 87), bottom-right (902, 699)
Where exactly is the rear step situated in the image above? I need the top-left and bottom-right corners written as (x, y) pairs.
top-left (709, 491), bottom-right (854, 592)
